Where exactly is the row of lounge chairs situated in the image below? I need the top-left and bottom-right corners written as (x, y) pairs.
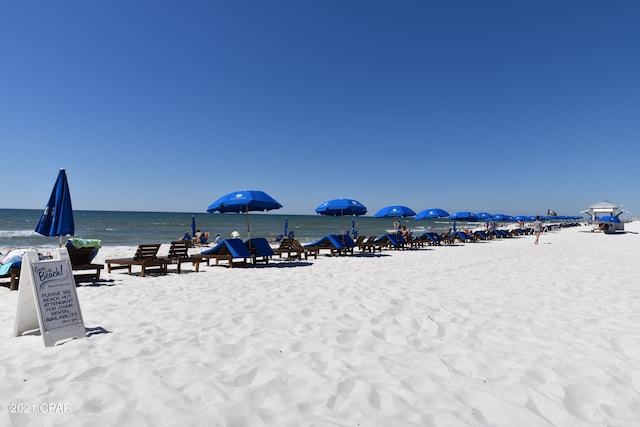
top-left (2, 228), bottom-right (537, 288)
top-left (105, 237), bottom-right (285, 274)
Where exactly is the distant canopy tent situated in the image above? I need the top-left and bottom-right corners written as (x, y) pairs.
top-left (35, 168), bottom-right (75, 247)
top-left (207, 190), bottom-right (283, 241)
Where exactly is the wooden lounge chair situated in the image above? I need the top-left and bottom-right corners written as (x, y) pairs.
top-left (105, 244), bottom-right (168, 277)
top-left (65, 240), bottom-right (104, 282)
top-left (245, 238), bottom-right (275, 264)
top-left (192, 239), bottom-right (252, 268)
top-left (374, 234), bottom-right (407, 250)
top-left (161, 241), bottom-right (201, 273)
top-left (356, 235), bottom-right (382, 253)
top-left (274, 238), bottom-right (318, 260)
top-left (0, 265), bottom-right (21, 290)
top-left (305, 235), bottom-right (355, 256)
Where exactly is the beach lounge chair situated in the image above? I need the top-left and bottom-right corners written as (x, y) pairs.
top-left (0, 262), bottom-right (21, 290)
top-left (374, 233), bottom-right (407, 250)
top-left (274, 238), bottom-right (319, 260)
top-left (105, 244), bottom-right (168, 277)
top-left (161, 241), bottom-right (201, 273)
top-left (192, 239), bottom-right (252, 268)
top-left (420, 232), bottom-right (442, 246)
top-left (245, 238), bottom-right (275, 264)
top-left (304, 235), bottom-right (355, 256)
top-left (65, 238), bottom-right (105, 281)
top-left (356, 235), bottom-right (382, 253)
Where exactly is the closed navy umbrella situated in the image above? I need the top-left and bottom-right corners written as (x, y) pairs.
top-left (35, 168), bottom-right (75, 247)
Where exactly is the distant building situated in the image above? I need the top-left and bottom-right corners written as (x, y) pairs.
top-left (581, 201), bottom-right (627, 231)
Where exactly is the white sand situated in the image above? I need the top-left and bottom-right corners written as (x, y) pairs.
top-left (1, 223), bottom-right (640, 426)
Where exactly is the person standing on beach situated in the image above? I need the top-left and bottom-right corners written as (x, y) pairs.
top-left (533, 215), bottom-right (543, 244)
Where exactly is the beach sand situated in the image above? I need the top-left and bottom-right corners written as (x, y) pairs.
top-left (1, 222), bottom-right (640, 426)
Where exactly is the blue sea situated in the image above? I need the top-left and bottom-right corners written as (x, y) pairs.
top-left (0, 209), bottom-right (450, 250)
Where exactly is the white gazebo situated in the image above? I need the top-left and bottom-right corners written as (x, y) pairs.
top-left (581, 201), bottom-right (626, 231)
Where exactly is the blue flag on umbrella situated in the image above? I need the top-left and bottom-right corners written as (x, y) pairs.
top-left (35, 169), bottom-right (75, 246)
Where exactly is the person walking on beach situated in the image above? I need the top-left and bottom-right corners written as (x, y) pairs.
top-left (533, 215), bottom-right (543, 244)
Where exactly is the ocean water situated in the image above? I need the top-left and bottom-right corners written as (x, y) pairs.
top-left (0, 208), bottom-right (450, 250)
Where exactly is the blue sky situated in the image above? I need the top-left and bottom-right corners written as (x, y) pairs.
top-left (2, 1), bottom-right (638, 218)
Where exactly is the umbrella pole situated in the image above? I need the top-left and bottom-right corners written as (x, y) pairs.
top-left (245, 207), bottom-right (251, 240)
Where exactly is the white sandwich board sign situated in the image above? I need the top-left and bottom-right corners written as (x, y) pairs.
top-left (14, 249), bottom-right (86, 347)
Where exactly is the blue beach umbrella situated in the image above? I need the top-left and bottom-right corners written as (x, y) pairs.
top-left (475, 212), bottom-right (492, 221)
top-left (414, 208), bottom-right (450, 220)
top-left (596, 215), bottom-right (621, 223)
top-left (315, 198), bottom-right (367, 217)
top-left (315, 198), bottom-right (367, 237)
top-left (35, 168), bottom-right (75, 247)
top-left (448, 212), bottom-right (479, 221)
top-left (374, 205), bottom-right (416, 230)
top-left (207, 190), bottom-right (283, 240)
top-left (373, 205), bottom-right (416, 219)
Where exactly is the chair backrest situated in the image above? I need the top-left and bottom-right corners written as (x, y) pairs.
top-left (66, 245), bottom-right (95, 266)
top-left (168, 241), bottom-right (190, 259)
top-left (133, 244), bottom-right (161, 260)
top-left (224, 239), bottom-right (252, 258)
top-left (246, 238), bottom-right (275, 256)
top-left (278, 238), bottom-right (295, 249)
top-left (290, 239), bottom-right (306, 251)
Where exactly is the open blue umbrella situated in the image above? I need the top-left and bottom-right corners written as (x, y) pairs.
top-left (35, 168), bottom-right (75, 247)
top-left (374, 205), bottom-right (416, 218)
top-left (374, 205), bottom-right (416, 230)
top-left (448, 212), bottom-right (479, 221)
top-left (414, 208), bottom-right (450, 220)
top-left (207, 190), bottom-right (283, 241)
top-left (315, 198), bottom-right (367, 216)
top-left (596, 215), bottom-right (621, 223)
top-left (315, 198), bottom-right (367, 237)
